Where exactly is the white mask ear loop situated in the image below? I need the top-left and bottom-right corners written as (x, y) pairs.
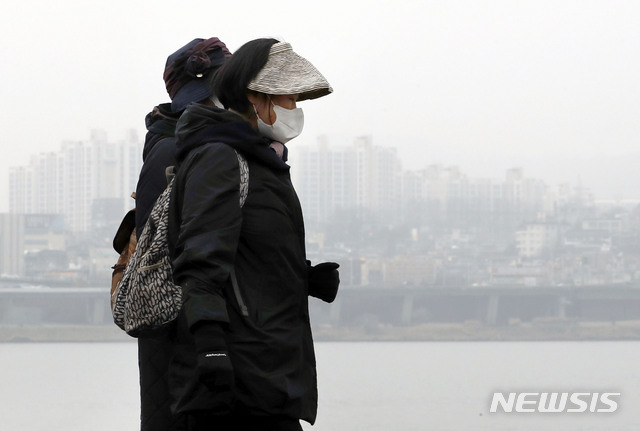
top-left (252, 96), bottom-right (272, 123)
top-left (266, 95), bottom-right (276, 124)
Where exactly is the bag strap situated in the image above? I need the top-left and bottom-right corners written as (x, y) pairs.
top-left (231, 151), bottom-right (248, 317)
top-left (165, 166), bottom-right (176, 185)
top-left (235, 151), bottom-right (248, 208)
top-left (167, 149), bottom-right (247, 206)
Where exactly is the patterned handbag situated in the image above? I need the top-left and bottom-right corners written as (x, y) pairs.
top-left (111, 150), bottom-right (248, 337)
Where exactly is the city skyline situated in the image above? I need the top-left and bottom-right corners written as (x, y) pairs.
top-left (2, 130), bottom-right (587, 215)
top-left (5, 128), bottom-right (639, 217)
top-left (3, 130), bottom-right (640, 340)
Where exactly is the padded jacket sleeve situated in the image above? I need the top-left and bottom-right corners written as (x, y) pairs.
top-left (171, 142), bottom-right (243, 331)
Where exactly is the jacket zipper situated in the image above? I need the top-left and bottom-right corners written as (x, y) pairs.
top-left (230, 269), bottom-right (249, 317)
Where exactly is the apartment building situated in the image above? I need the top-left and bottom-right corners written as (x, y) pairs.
top-left (8, 129), bottom-right (142, 233)
top-left (292, 135), bottom-right (402, 224)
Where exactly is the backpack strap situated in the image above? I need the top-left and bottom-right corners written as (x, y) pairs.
top-left (231, 150), bottom-right (249, 318)
top-left (165, 166), bottom-right (176, 185)
top-left (235, 151), bottom-right (249, 208)
top-left (167, 149), bottom-right (246, 206)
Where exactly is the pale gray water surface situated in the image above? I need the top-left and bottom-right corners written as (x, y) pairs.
top-left (1, 342), bottom-right (638, 431)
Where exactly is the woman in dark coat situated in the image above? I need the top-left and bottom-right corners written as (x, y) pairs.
top-left (167, 38), bottom-right (340, 431)
top-left (135, 37), bottom-right (230, 431)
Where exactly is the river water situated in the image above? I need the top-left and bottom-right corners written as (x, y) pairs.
top-left (2, 341), bottom-right (638, 431)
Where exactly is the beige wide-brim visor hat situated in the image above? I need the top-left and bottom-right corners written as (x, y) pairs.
top-left (247, 42), bottom-right (333, 101)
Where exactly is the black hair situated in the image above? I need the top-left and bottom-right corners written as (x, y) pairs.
top-left (212, 38), bottom-right (279, 114)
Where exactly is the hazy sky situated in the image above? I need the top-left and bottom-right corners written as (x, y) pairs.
top-left (2, 0), bottom-right (639, 210)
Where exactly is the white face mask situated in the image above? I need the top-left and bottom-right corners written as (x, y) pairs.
top-left (256, 102), bottom-right (304, 144)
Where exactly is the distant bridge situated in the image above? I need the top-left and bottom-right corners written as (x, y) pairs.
top-left (0, 287), bottom-right (109, 325)
top-left (312, 284), bottom-right (640, 326)
top-left (1, 283), bottom-right (640, 327)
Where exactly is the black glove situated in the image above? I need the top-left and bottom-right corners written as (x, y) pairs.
top-left (192, 322), bottom-right (235, 396)
top-left (308, 262), bottom-right (340, 303)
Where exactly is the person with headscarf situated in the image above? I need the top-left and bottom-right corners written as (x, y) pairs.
top-left (135, 37), bottom-right (231, 431)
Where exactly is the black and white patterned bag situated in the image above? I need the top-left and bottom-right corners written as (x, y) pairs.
top-left (111, 150), bottom-right (248, 337)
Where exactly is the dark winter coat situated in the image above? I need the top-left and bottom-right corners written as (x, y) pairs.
top-left (167, 104), bottom-right (318, 424)
top-left (136, 104), bottom-right (181, 237)
top-left (135, 103), bottom-right (187, 431)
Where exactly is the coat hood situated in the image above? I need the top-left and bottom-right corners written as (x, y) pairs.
top-left (143, 103), bottom-right (181, 161)
top-left (174, 103), bottom-right (288, 170)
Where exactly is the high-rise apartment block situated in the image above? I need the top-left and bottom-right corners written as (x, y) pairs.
top-left (291, 136), bottom-right (402, 223)
top-left (8, 129), bottom-right (142, 233)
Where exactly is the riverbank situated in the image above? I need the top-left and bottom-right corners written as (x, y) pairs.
top-left (0, 325), bottom-right (132, 342)
top-left (3, 320), bottom-right (640, 342)
top-left (313, 319), bottom-right (640, 341)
